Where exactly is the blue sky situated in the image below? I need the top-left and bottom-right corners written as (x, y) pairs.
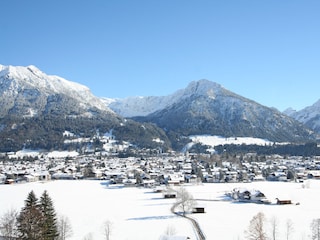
top-left (1, 1), bottom-right (319, 111)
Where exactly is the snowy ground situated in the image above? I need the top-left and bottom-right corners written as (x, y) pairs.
top-left (1, 180), bottom-right (319, 240)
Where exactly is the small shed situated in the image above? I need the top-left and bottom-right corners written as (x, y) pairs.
top-left (192, 204), bottom-right (206, 213)
top-left (164, 192), bottom-right (177, 198)
top-left (276, 198), bottom-right (292, 205)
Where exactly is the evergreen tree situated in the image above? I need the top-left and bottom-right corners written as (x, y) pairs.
top-left (17, 190), bottom-right (59, 240)
top-left (39, 190), bottom-right (59, 240)
top-left (17, 190), bottom-right (44, 239)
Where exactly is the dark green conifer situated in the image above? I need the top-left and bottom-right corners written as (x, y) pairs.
top-left (39, 190), bottom-right (59, 240)
top-left (17, 190), bottom-right (44, 239)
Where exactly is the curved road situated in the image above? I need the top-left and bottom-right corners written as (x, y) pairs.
top-left (171, 202), bottom-right (206, 240)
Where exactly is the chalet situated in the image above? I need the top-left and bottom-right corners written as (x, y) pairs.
top-left (23, 174), bottom-right (37, 182)
top-left (103, 171), bottom-right (126, 184)
top-left (123, 178), bottom-right (136, 187)
top-left (51, 172), bottom-right (75, 180)
top-left (142, 179), bottom-right (156, 188)
top-left (36, 171), bottom-right (51, 181)
top-left (4, 179), bottom-right (14, 184)
top-left (227, 188), bottom-right (271, 204)
top-left (225, 171), bottom-right (238, 182)
top-left (167, 174), bottom-right (185, 185)
top-left (307, 170), bottom-right (320, 179)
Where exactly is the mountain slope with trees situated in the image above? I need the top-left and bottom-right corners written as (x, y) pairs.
top-left (131, 80), bottom-right (314, 144)
top-left (0, 65), bottom-right (171, 152)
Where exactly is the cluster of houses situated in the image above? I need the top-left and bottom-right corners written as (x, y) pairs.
top-left (1, 151), bottom-right (320, 186)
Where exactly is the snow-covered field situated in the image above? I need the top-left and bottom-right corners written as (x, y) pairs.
top-left (185, 135), bottom-right (283, 153)
top-left (190, 135), bottom-right (273, 147)
top-left (1, 180), bottom-right (319, 240)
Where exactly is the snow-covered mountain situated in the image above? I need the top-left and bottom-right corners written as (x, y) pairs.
top-left (0, 64), bottom-right (113, 117)
top-left (105, 80), bottom-right (224, 118)
top-left (284, 100), bottom-right (320, 134)
top-left (109, 80), bottom-right (313, 143)
top-left (0, 64), bottom-right (171, 152)
top-left (103, 82), bottom-right (201, 118)
top-left (0, 64), bottom-right (316, 152)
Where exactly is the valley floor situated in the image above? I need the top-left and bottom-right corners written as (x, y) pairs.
top-left (0, 180), bottom-right (319, 240)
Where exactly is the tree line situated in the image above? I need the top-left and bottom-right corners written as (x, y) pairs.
top-left (246, 211), bottom-right (320, 240)
top-left (214, 142), bottom-right (320, 157)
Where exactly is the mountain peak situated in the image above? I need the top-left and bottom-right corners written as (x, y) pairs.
top-left (26, 65), bottom-right (43, 75)
top-left (185, 79), bottom-right (222, 96)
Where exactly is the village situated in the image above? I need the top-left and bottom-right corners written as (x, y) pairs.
top-left (2, 148), bottom-right (320, 240)
top-left (1, 148), bottom-right (320, 187)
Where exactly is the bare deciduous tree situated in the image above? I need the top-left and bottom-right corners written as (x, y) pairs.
top-left (160, 225), bottom-right (177, 240)
top-left (0, 208), bottom-right (19, 240)
top-left (164, 225), bottom-right (177, 236)
top-left (245, 212), bottom-right (268, 240)
top-left (83, 232), bottom-right (93, 240)
top-left (270, 216), bottom-right (279, 240)
top-left (176, 187), bottom-right (196, 216)
top-left (311, 218), bottom-right (320, 240)
top-left (58, 215), bottom-right (73, 240)
top-left (102, 220), bottom-right (113, 240)
top-left (285, 219), bottom-right (294, 240)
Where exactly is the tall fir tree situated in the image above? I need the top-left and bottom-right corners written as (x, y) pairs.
top-left (39, 190), bottom-right (59, 240)
top-left (17, 190), bottom-right (44, 239)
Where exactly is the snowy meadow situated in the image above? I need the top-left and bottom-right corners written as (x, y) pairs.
top-left (1, 180), bottom-right (319, 240)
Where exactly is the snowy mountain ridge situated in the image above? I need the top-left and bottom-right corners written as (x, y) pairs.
top-left (0, 64), bottom-right (171, 152)
top-left (0, 64), bottom-right (316, 152)
top-left (106, 80), bottom-right (230, 117)
top-left (0, 64), bottom-right (111, 117)
top-left (125, 79), bottom-right (314, 143)
top-left (0, 64), bottom-right (90, 93)
top-left (285, 99), bottom-right (320, 133)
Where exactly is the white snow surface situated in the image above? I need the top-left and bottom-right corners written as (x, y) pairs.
top-left (184, 135), bottom-right (279, 153)
top-left (1, 180), bottom-right (319, 240)
top-left (190, 135), bottom-right (273, 147)
top-left (8, 150), bottom-right (79, 159)
top-left (0, 65), bottom-right (89, 94)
